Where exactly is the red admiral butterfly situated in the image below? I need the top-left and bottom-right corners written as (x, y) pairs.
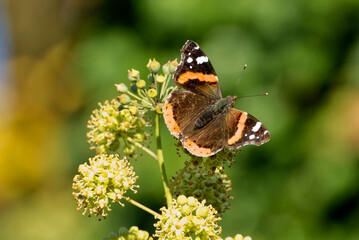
top-left (163, 40), bottom-right (270, 157)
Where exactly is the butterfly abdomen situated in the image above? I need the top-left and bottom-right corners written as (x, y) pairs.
top-left (194, 110), bottom-right (214, 129)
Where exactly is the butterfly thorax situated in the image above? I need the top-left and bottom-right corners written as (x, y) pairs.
top-left (194, 96), bottom-right (237, 129)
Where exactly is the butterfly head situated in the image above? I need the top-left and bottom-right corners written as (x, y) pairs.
top-left (228, 95), bottom-right (237, 106)
top-left (222, 95), bottom-right (237, 107)
top-left (213, 96), bottom-right (237, 114)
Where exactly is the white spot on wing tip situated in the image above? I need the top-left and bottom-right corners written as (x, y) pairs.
top-left (249, 134), bottom-right (255, 140)
top-left (187, 57), bottom-right (193, 63)
top-left (252, 122), bottom-right (262, 132)
top-left (196, 56), bottom-right (208, 64)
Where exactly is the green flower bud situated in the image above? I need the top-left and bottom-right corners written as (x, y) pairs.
top-left (155, 103), bottom-right (164, 114)
top-left (118, 94), bottom-right (131, 105)
top-left (147, 74), bottom-right (155, 83)
top-left (108, 232), bottom-right (118, 240)
top-left (136, 79), bottom-right (146, 88)
top-left (128, 69), bottom-right (140, 81)
top-left (129, 226), bottom-right (139, 235)
top-left (196, 206), bottom-right (209, 218)
top-left (162, 61), bottom-right (170, 75)
top-left (129, 106), bottom-right (137, 115)
top-left (124, 144), bottom-right (136, 156)
top-left (234, 234), bottom-right (243, 240)
top-left (225, 234), bottom-right (252, 240)
top-left (187, 197), bottom-right (196, 207)
top-left (116, 226), bottom-right (151, 240)
top-left (156, 74), bottom-right (166, 84)
top-left (128, 234), bottom-right (136, 240)
top-left (169, 59), bottom-right (179, 73)
top-left (130, 84), bottom-right (138, 93)
top-left (147, 58), bottom-right (160, 73)
top-left (147, 89), bottom-right (157, 98)
top-left (137, 230), bottom-right (150, 240)
top-left (181, 205), bottom-right (192, 215)
top-left (118, 103), bottom-right (124, 111)
top-left (115, 83), bottom-right (129, 93)
top-left (118, 227), bottom-right (128, 236)
top-left (177, 195), bottom-right (188, 205)
top-left (133, 133), bottom-right (145, 142)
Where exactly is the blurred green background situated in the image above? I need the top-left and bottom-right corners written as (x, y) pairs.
top-left (0, 0), bottom-right (358, 239)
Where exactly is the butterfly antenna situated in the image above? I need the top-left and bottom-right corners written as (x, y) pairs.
top-left (238, 93), bottom-right (268, 98)
top-left (236, 64), bottom-right (247, 87)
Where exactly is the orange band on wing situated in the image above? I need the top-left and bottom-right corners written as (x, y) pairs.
top-left (228, 112), bottom-right (248, 145)
top-left (182, 138), bottom-right (213, 157)
top-left (178, 71), bottom-right (218, 84)
top-left (163, 102), bottom-right (181, 137)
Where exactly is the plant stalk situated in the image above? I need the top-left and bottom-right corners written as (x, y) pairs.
top-left (155, 113), bottom-right (172, 206)
top-left (127, 137), bottom-right (158, 161)
top-left (126, 198), bottom-right (160, 218)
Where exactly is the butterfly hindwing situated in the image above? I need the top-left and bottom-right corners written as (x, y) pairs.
top-left (163, 90), bottom-right (211, 139)
top-left (225, 108), bottom-right (270, 148)
top-left (163, 90), bottom-right (227, 157)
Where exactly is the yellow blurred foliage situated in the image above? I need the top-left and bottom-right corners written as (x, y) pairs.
top-left (0, 41), bottom-right (83, 202)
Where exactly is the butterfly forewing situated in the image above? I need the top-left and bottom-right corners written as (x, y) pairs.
top-left (174, 40), bottom-right (222, 100)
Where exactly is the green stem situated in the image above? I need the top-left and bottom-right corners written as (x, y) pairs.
top-left (127, 137), bottom-right (158, 161)
top-left (126, 198), bottom-right (160, 218)
top-left (154, 73), bottom-right (159, 101)
top-left (169, 162), bottom-right (190, 192)
top-left (161, 73), bottom-right (171, 100)
top-left (126, 90), bottom-right (152, 106)
top-left (155, 113), bottom-right (172, 206)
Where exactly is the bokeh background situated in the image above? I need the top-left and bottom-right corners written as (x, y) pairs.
top-left (0, 0), bottom-right (358, 239)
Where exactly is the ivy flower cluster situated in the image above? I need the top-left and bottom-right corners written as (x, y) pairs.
top-left (116, 58), bottom-right (178, 114)
top-left (87, 98), bottom-right (150, 156)
top-left (170, 158), bottom-right (233, 215)
top-left (154, 195), bottom-right (222, 239)
top-left (72, 154), bottom-right (138, 218)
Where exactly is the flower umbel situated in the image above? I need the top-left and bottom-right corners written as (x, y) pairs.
top-left (87, 98), bottom-right (149, 156)
top-left (72, 154), bottom-right (138, 218)
top-left (171, 158), bottom-right (233, 215)
top-left (154, 195), bottom-right (222, 239)
top-left (116, 59), bottom-right (178, 114)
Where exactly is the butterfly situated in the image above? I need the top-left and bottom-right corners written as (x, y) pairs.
top-left (163, 40), bottom-right (270, 157)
